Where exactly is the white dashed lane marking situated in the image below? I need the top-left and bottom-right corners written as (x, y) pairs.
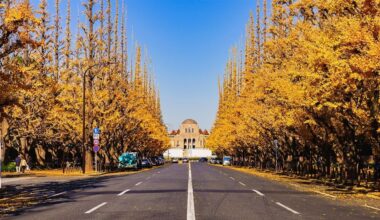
top-left (117, 189), bottom-right (130, 196)
top-left (229, 177), bottom-right (235, 180)
top-left (275, 202), bottom-right (300, 215)
top-left (239, 181), bottom-right (246, 186)
top-left (252, 189), bottom-right (264, 196)
top-left (85, 202), bottom-right (107, 214)
top-left (135, 181), bottom-right (143, 186)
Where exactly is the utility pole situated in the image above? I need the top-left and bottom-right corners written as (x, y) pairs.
top-left (274, 139), bottom-right (278, 172)
top-left (82, 63), bottom-right (86, 174)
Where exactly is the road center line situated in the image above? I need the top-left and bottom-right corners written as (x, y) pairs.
top-left (117, 189), bottom-right (130, 196)
top-left (229, 177), bottom-right (235, 180)
top-left (49, 192), bottom-right (66, 198)
top-left (85, 202), bottom-right (107, 214)
top-left (187, 162), bottom-right (196, 220)
top-left (239, 181), bottom-right (246, 186)
top-left (275, 202), bottom-right (300, 215)
top-left (135, 181), bottom-right (142, 186)
top-left (252, 189), bottom-right (265, 196)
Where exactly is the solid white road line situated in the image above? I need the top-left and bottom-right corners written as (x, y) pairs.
top-left (239, 181), bottom-right (246, 186)
top-left (49, 192), bottom-right (66, 198)
top-left (85, 202), bottom-right (107, 214)
top-left (229, 177), bottom-right (235, 180)
top-left (275, 202), bottom-right (300, 215)
top-left (2, 177), bottom-right (34, 183)
top-left (312, 190), bottom-right (336, 199)
top-left (135, 181), bottom-right (142, 186)
top-left (187, 162), bottom-right (196, 220)
top-left (364, 204), bottom-right (380, 211)
top-left (252, 189), bottom-right (264, 196)
top-left (117, 189), bottom-right (130, 196)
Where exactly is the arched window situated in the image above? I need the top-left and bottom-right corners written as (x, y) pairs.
top-left (192, 128), bottom-right (194, 133)
top-left (184, 145), bottom-right (187, 149)
top-left (185, 128), bottom-right (187, 133)
top-left (192, 138), bottom-right (196, 143)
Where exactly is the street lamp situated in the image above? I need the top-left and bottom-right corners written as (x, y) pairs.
top-left (274, 139), bottom-right (278, 172)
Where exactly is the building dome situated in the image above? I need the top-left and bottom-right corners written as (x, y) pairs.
top-left (182, 119), bottom-right (198, 125)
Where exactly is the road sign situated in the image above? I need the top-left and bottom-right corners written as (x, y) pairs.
top-left (93, 146), bottom-right (99, 152)
top-left (93, 133), bottom-right (100, 139)
top-left (93, 128), bottom-right (100, 135)
top-left (94, 139), bottom-right (100, 146)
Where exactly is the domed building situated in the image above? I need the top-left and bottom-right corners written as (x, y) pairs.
top-left (164, 119), bottom-right (211, 159)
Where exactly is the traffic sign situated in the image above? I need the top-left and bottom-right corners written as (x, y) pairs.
top-left (93, 133), bottom-right (100, 139)
top-left (93, 146), bottom-right (99, 152)
top-left (93, 128), bottom-right (100, 135)
top-left (94, 139), bottom-right (100, 146)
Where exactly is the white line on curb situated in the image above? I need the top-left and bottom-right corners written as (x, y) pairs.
top-left (135, 181), bottom-right (142, 186)
top-left (49, 192), bottom-right (66, 198)
top-left (275, 202), bottom-right (300, 215)
top-left (187, 162), bottom-right (196, 220)
top-left (312, 190), bottom-right (336, 199)
top-left (85, 202), bottom-right (107, 214)
top-left (364, 204), bottom-right (380, 211)
top-left (252, 189), bottom-right (264, 196)
top-left (239, 181), bottom-right (246, 186)
top-left (229, 177), bottom-right (235, 180)
top-left (117, 189), bottom-right (130, 196)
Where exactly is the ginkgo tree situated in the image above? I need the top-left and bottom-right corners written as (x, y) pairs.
top-left (0, 0), bottom-right (169, 171)
top-left (209, 0), bottom-right (380, 186)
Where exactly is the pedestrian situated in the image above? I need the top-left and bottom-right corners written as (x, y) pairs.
top-left (15, 155), bottom-right (21, 173)
top-left (20, 157), bottom-right (27, 173)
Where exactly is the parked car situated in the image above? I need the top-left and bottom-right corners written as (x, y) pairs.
top-left (210, 158), bottom-right (217, 164)
top-left (118, 152), bottom-right (139, 170)
top-left (182, 158), bottom-right (189, 163)
top-left (199, 157), bottom-right (208, 163)
top-left (171, 158), bottom-right (179, 163)
top-left (141, 159), bottom-right (152, 168)
top-left (223, 156), bottom-right (231, 166)
top-left (158, 157), bottom-right (165, 165)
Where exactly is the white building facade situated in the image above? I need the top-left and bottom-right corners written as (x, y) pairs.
top-left (164, 119), bottom-right (212, 159)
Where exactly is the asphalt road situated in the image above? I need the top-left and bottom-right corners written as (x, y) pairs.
top-left (3, 163), bottom-right (380, 220)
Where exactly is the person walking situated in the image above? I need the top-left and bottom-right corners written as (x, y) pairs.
top-left (20, 157), bottom-right (27, 173)
top-left (15, 155), bottom-right (21, 173)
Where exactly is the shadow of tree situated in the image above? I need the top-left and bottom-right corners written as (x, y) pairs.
top-left (0, 175), bottom-right (116, 217)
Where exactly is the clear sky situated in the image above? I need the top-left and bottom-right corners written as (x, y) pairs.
top-left (31, 0), bottom-right (260, 130)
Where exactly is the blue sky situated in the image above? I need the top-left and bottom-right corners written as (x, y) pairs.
top-left (31, 0), bottom-right (260, 130)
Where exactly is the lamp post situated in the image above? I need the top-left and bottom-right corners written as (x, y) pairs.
top-left (274, 139), bottom-right (278, 172)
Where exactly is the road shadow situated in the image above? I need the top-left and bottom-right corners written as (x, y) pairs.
top-left (0, 175), bottom-right (119, 218)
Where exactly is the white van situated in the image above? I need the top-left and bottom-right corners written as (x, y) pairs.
top-left (223, 156), bottom-right (231, 166)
